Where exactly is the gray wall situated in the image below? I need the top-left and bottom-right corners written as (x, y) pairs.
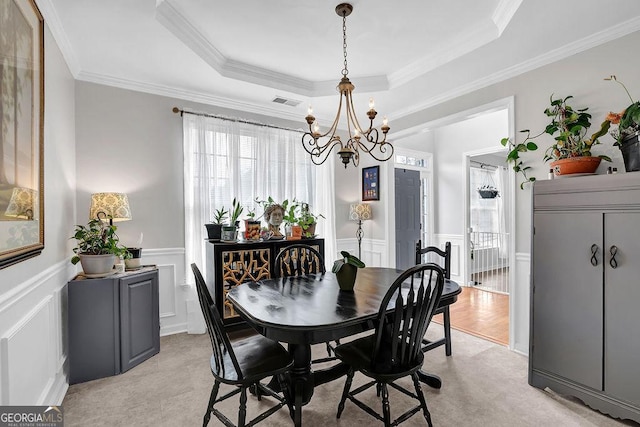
top-left (74, 82), bottom-right (306, 249)
top-left (390, 30), bottom-right (639, 253)
top-left (0, 25), bottom-right (77, 405)
top-left (432, 109), bottom-right (508, 236)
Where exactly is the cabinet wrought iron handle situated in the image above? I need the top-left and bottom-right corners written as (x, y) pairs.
top-left (609, 245), bottom-right (618, 269)
top-left (590, 244), bottom-right (599, 266)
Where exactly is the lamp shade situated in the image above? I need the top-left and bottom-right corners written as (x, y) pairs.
top-left (90, 192), bottom-right (132, 222)
top-left (349, 203), bottom-right (372, 221)
top-left (4, 187), bottom-right (36, 220)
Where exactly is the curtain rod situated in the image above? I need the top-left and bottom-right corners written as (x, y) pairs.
top-left (172, 107), bottom-right (303, 134)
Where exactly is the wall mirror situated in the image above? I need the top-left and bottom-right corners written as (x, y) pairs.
top-left (0, 0), bottom-right (44, 269)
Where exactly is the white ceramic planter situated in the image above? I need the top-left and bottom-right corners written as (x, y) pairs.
top-left (79, 253), bottom-right (116, 275)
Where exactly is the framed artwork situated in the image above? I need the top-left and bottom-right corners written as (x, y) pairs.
top-left (0, 0), bottom-right (45, 269)
top-left (362, 166), bottom-right (380, 201)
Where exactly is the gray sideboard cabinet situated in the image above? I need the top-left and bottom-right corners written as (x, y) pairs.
top-left (68, 267), bottom-right (160, 384)
top-left (530, 173), bottom-right (640, 422)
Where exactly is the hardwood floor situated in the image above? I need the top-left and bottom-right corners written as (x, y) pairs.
top-left (433, 286), bottom-right (509, 346)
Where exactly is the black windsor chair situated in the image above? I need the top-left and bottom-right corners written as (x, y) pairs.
top-left (191, 263), bottom-right (294, 427)
top-left (334, 263), bottom-right (445, 426)
top-left (273, 244), bottom-right (340, 363)
top-left (415, 240), bottom-right (454, 356)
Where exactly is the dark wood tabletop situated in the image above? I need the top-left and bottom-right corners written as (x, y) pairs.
top-left (227, 266), bottom-right (461, 427)
top-left (228, 267), bottom-right (461, 344)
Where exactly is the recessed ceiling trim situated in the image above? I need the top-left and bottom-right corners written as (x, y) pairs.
top-left (492, 0), bottom-right (523, 36)
top-left (389, 20), bottom-right (499, 88)
top-left (156, 0), bottom-right (388, 97)
top-left (392, 15), bottom-right (640, 120)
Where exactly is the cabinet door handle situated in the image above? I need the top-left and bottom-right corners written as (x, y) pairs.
top-left (609, 245), bottom-right (618, 269)
top-left (590, 244), bottom-right (599, 266)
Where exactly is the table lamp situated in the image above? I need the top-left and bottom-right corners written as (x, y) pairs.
top-left (4, 187), bottom-right (36, 220)
top-left (349, 203), bottom-right (372, 259)
top-left (90, 192), bottom-right (132, 225)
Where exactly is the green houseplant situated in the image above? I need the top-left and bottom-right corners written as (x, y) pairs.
top-left (502, 94), bottom-right (611, 187)
top-left (205, 207), bottom-right (228, 240)
top-left (332, 250), bottom-right (366, 291)
top-left (71, 218), bottom-right (129, 275)
top-left (298, 203), bottom-right (325, 238)
top-left (222, 199), bottom-right (243, 241)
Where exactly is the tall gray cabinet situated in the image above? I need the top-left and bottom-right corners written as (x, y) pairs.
top-left (68, 268), bottom-right (160, 384)
top-left (530, 173), bottom-right (640, 422)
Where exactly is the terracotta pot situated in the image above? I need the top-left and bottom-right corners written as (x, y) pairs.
top-left (301, 222), bottom-right (316, 238)
top-left (287, 225), bottom-right (303, 240)
top-left (550, 157), bottom-right (601, 176)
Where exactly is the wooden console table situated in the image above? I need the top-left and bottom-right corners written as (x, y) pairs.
top-left (205, 238), bottom-right (325, 326)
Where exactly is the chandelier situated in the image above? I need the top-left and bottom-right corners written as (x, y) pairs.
top-left (302, 3), bottom-right (393, 168)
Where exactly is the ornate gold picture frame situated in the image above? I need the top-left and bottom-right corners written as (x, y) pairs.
top-left (0, 0), bottom-right (44, 269)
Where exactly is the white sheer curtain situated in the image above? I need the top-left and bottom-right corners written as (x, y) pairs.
top-left (183, 113), bottom-right (337, 282)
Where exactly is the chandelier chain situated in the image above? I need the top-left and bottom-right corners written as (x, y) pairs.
top-left (342, 12), bottom-right (348, 77)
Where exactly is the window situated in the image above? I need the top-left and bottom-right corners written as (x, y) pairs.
top-left (469, 166), bottom-right (500, 248)
top-left (183, 114), bottom-right (326, 276)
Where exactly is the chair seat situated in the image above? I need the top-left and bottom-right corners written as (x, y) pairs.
top-left (211, 334), bottom-right (293, 384)
top-left (335, 334), bottom-right (424, 382)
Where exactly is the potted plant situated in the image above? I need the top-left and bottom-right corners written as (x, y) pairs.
top-left (297, 203), bottom-right (325, 238)
top-left (596, 75), bottom-right (640, 172)
top-left (71, 218), bottom-right (129, 275)
top-left (332, 250), bottom-right (366, 291)
top-left (205, 207), bottom-right (228, 240)
top-left (502, 94), bottom-right (611, 187)
top-left (222, 198), bottom-right (243, 242)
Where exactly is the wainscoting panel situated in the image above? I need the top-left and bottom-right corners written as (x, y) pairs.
top-left (1, 297), bottom-right (53, 405)
top-left (513, 252), bottom-right (531, 356)
top-left (136, 248), bottom-right (188, 336)
top-left (335, 238), bottom-right (389, 268)
top-left (432, 234), bottom-right (464, 283)
top-left (0, 260), bottom-right (74, 406)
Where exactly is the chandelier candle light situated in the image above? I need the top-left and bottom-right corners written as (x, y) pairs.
top-left (302, 3), bottom-right (393, 168)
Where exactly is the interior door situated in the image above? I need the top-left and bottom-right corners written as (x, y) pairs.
top-left (395, 168), bottom-right (421, 270)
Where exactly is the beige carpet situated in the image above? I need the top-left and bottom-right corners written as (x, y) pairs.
top-left (62, 328), bottom-right (636, 426)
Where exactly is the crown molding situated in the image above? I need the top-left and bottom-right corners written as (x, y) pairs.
top-left (156, 0), bottom-right (389, 97)
top-left (76, 71), bottom-right (305, 123)
top-left (492, 0), bottom-right (523, 36)
top-left (389, 20), bottom-right (498, 88)
top-left (36, 0), bottom-right (80, 76)
top-left (392, 17), bottom-right (640, 121)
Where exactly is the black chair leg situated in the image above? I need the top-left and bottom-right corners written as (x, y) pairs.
top-left (238, 387), bottom-right (248, 427)
top-left (204, 380), bottom-right (220, 427)
top-left (443, 306), bottom-right (452, 356)
top-left (278, 373), bottom-right (295, 420)
top-left (412, 373), bottom-right (433, 427)
top-left (380, 382), bottom-right (391, 426)
top-left (337, 369), bottom-right (354, 418)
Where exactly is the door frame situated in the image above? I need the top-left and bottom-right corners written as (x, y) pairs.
top-left (390, 150), bottom-right (434, 269)
top-left (462, 108), bottom-right (516, 350)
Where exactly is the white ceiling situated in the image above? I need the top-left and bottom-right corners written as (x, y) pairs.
top-left (42, 0), bottom-right (640, 129)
